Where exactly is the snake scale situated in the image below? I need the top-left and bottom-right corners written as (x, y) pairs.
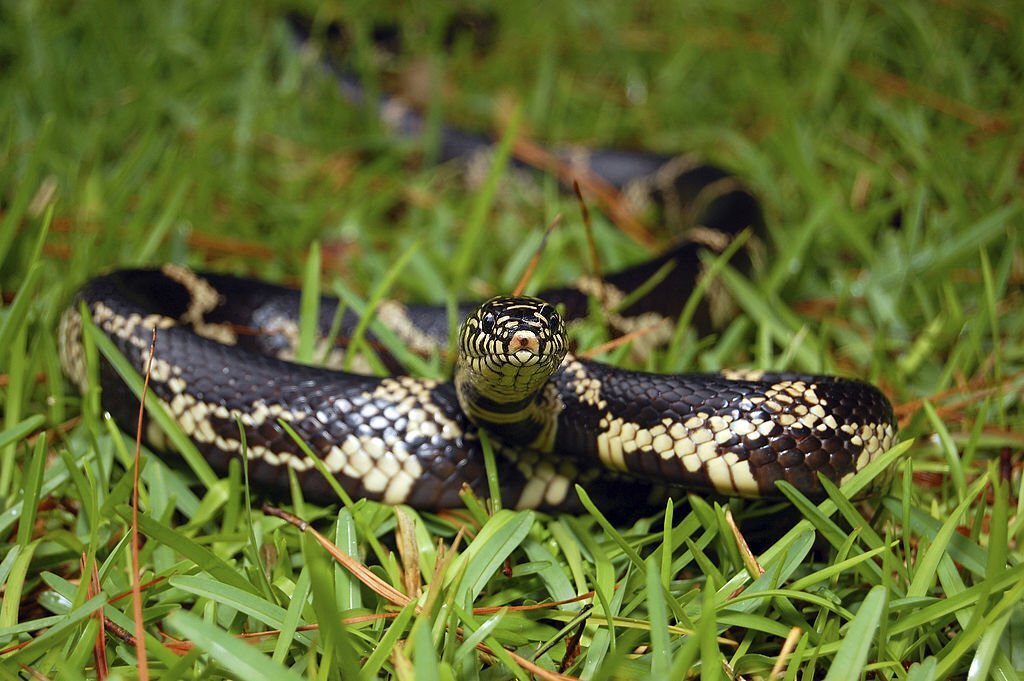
top-left (57, 15), bottom-right (898, 513)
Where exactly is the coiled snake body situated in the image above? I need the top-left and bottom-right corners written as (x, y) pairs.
top-left (59, 263), bottom-right (897, 512)
top-left (58, 19), bottom-right (897, 512)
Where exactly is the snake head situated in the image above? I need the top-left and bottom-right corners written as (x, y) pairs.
top-left (457, 296), bottom-right (568, 397)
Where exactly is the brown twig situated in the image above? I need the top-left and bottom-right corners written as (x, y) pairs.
top-left (572, 181), bottom-right (603, 288)
top-left (83, 554), bottom-right (108, 679)
top-left (512, 138), bottom-right (658, 249)
top-left (512, 213), bottom-right (563, 297)
top-left (263, 504), bottom-right (582, 680)
top-left (577, 323), bottom-right (665, 360)
top-left (849, 61), bottom-right (1008, 134)
top-left (129, 328), bottom-right (157, 681)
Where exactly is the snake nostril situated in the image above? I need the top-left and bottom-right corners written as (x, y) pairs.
top-left (513, 331), bottom-right (537, 351)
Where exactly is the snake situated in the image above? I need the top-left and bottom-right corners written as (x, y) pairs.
top-left (58, 264), bottom-right (896, 512)
top-left (56, 15), bottom-right (898, 513)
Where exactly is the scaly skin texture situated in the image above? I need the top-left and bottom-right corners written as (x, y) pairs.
top-left (60, 270), bottom-right (897, 511)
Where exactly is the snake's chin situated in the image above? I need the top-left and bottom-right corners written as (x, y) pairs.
top-left (497, 351), bottom-right (560, 370)
top-left (462, 350), bottom-right (546, 366)
top-left (511, 349), bottom-right (543, 366)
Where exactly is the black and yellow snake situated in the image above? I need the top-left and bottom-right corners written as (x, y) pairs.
top-left (58, 258), bottom-right (896, 512)
top-left (56, 16), bottom-right (898, 513)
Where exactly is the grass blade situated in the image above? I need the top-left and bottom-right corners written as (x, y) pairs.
top-left (166, 609), bottom-right (306, 681)
top-left (823, 585), bottom-right (887, 681)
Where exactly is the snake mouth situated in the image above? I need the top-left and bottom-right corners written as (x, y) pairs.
top-left (514, 348), bottom-right (538, 362)
top-left (500, 330), bottom-right (546, 366)
top-left (508, 348), bottom-right (546, 367)
top-left (468, 349), bottom-right (552, 369)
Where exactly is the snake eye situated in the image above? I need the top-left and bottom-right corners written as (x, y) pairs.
top-left (539, 304), bottom-right (560, 333)
top-left (480, 311), bottom-right (496, 334)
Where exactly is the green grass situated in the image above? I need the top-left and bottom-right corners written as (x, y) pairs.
top-left (1, 1), bottom-right (1022, 678)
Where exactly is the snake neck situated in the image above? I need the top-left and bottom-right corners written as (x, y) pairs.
top-left (454, 296), bottom-right (568, 453)
top-left (454, 359), bottom-right (564, 453)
